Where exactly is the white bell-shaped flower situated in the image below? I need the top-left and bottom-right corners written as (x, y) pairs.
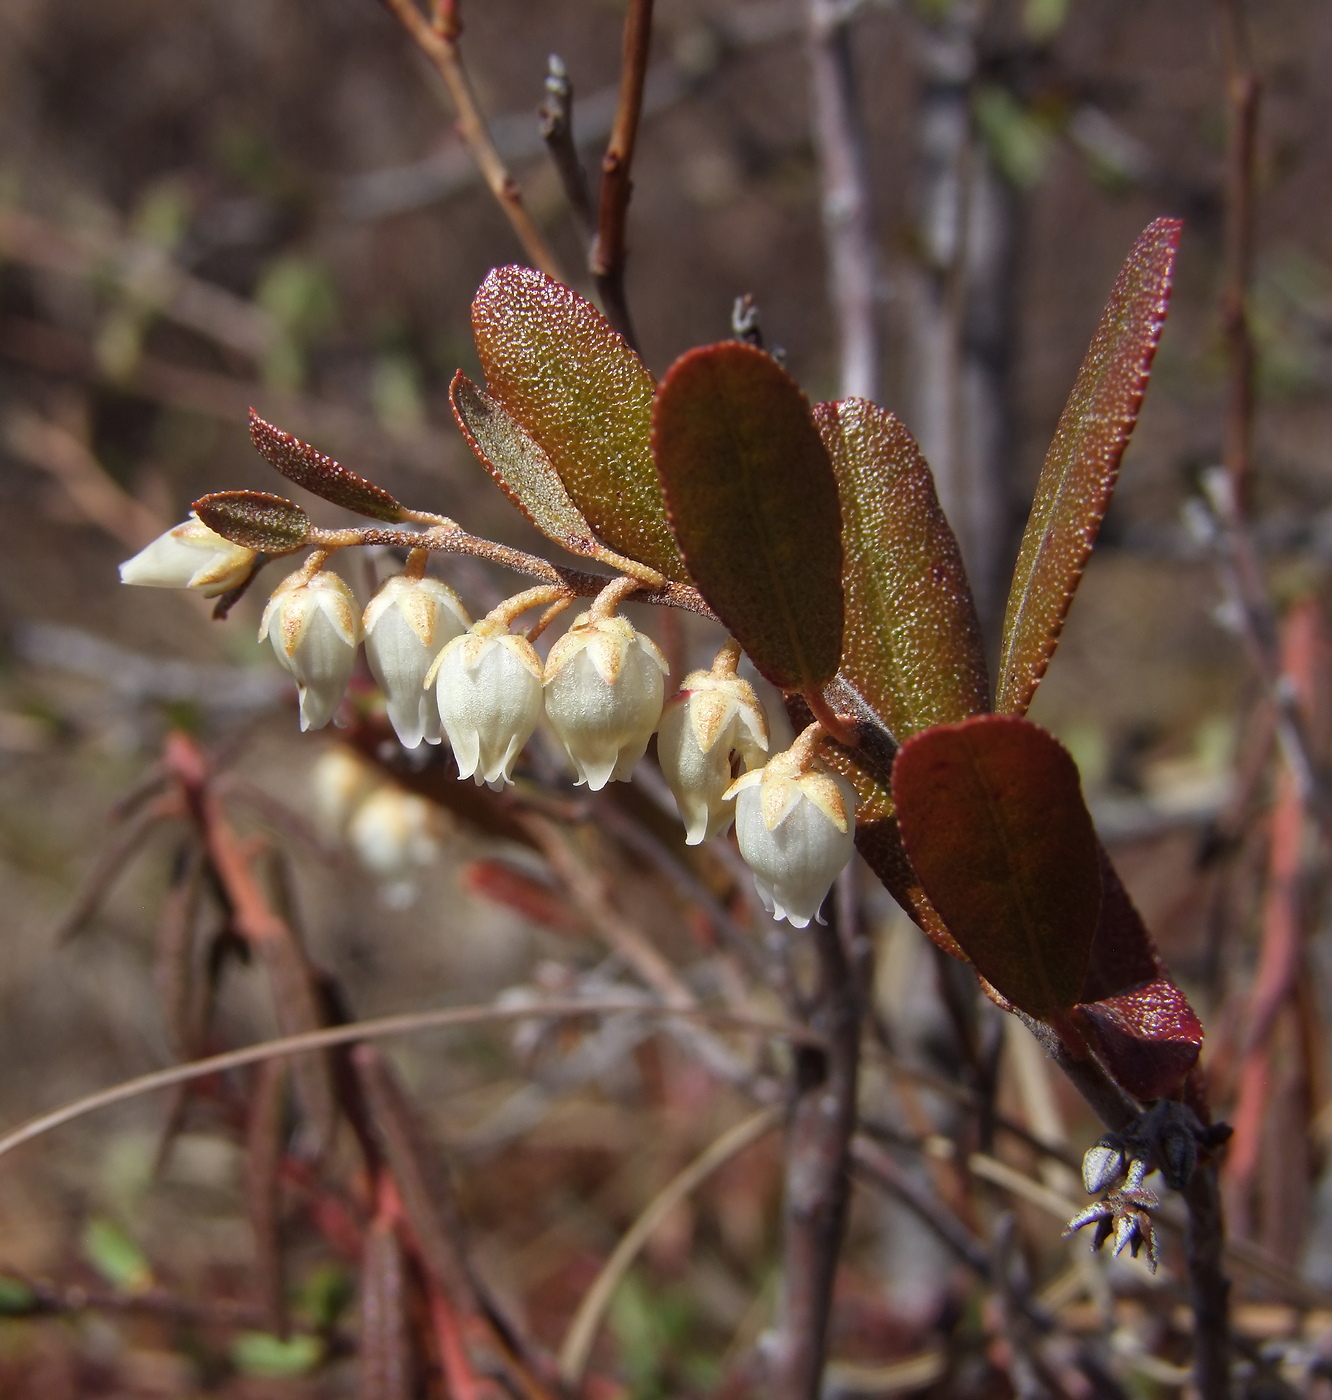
top-left (118, 514), bottom-right (256, 597)
top-left (347, 784), bottom-right (441, 909)
top-left (431, 619), bottom-right (544, 789)
top-left (362, 574), bottom-right (469, 749)
top-left (728, 747), bottom-right (857, 929)
top-left (309, 746), bottom-right (377, 844)
top-left (543, 613), bottom-right (668, 790)
top-left (259, 568), bottom-right (362, 732)
top-left (657, 666), bottom-right (768, 844)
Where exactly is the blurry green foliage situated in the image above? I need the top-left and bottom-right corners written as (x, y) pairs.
top-left (81, 1217), bottom-right (152, 1293)
top-left (974, 86), bottom-right (1056, 190)
top-left (256, 254), bottom-right (339, 391)
top-left (231, 1330), bottom-right (324, 1378)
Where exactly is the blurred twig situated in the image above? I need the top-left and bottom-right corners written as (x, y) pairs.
top-left (559, 1105), bottom-right (781, 1387)
top-left (591, 0), bottom-right (654, 345)
top-left (540, 55), bottom-right (596, 243)
top-left (377, 0), bottom-right (566, 281)
top-left (806, 0), bottom-right (879, 400)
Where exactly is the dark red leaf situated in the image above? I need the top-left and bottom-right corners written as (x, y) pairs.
top-left (249, 411), bottom-right (406, 523)
top-left (471, 266), bottom-right (687, 580)
top-left (997, 219), bottom-right (1180, 716)
top-left (653, 342), bottom-right (844, 693)
top-left (194, 490), bottom-right (310, 552)
top-left (1073, 979), bottom-right (1203, 1103)
top-left (814, 399), bottom-right (988, 739)
top-left (892, 715), bottom-right (1101, 1020)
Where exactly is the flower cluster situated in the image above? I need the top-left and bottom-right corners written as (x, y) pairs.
top-left (120, 521), bottom-right (859, 926)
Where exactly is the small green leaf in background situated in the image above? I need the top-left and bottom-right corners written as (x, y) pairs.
top-left (471, 265), bottom-right (687, 581)
top-left (997, 218), bottom-right (1180, 717)
top-left (194, 490), bottom-right (310, 552)
top-left (653, 342), bottom-right (843, 694)
top-left (892, 715), bottom-right (1102, 1022)
top-left (814, 398), bottom-right (988, 741)
top-left (974, 85), bottom-right (1056, 190)
top-left (231, 1331), bottom-right (324, 1378)
top-left (0, 1277), bottom-right (36, 1315)
top-left (254, 254), bottom-right (338, 392)
top-left (450, 371), bottom-right (605, 559)
top-left (82, 1217), bottom-right (152, 1293)
top-left (248, 411), bottom-right (406, 523)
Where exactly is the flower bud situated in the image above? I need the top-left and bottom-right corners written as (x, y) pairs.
top-left (657, 668), bottom-right (768, 844)
top-left (728, 752), bottom-right (856, 928)
top-left (259, 568), bottom-right (361, 731)
top-left (362, 575), bottom-right (469, 749)
top-left (118, 514), bottom-right (256, 597)
top-left (543, 614), bottom-right (668, 790)
top-left (347, 784), bottom-right (441, 909)
top-left (432, 619), bottom-right (544, 789)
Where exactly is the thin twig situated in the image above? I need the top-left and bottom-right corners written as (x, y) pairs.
top-left (770, 917), bottom-right (862, 1400)
top-left (1183, 1166), bottom-right (1233, 1400)
top-left (1215, 0), bottom-right (1260, 511)
top-left (806, 0), bottom-right (879, 401)
top-left (591, 0), bottom-right (654, 345)
top-left (559, 1105), bottom-right (781, 1387)
top-left (0, 997), bottom-right (815, 1165)
top-left (377, 0), bottom-right (566, 281)
top-left (540, 55), bottom-right (596, 242)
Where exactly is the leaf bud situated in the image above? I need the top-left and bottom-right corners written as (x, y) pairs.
top-left (728, 740), bottom-right (856, 928)
top-left (1082, 1141), bottom-right (1126, 1194)
top-left (259, 568), bottom-right (361, 732)
top-left (543, 613), bottom-right (668, 790)
top-left (431, 618), bottom-right (544, 789)
top-left (657, 660), bottom-right (768, 844)
top-left (118, 514), bottom-right (256, 597)
top-left (362, 575), bottom-right (470, 749)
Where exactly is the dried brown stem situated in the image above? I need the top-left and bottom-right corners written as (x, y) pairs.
top-left (1184, 1164), bottom-right (1233, 1400)
top-left (378, 0), bottom-right (565, 281)
top-left (1215, 0), bottom-right (1260, 511)
top-left (592, 0), bottom-right (654, 345)
top-left (806, 0), bottom-right (879, 401)
top-left (770, 917), bottom-right (862, 1400)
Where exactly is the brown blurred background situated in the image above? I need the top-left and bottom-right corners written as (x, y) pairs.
top-left (1, 0), bottom-right (1330, 1393)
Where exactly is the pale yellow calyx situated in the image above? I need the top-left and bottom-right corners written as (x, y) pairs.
top-left (682, 670), bottom-right (768, 758)
top-left (425, 619), bottom-right (542, 690)
top-left (725, 751), bottom-right (852, 835)
top-left (545, 613), bottom-right (668, 687)
top-left (259, 569), bottom-right (360, 657)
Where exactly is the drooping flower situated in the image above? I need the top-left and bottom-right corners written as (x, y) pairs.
top-left (657, 656), bottom-right (768, 844)
top-left (362, 574), bottom-right (469, 748)
top-left (347, 783), bottom-right (442, 909)
top-left (728, 735), bottom-right (856, 928)
top-left (118, 514), bottom-right (256, 597)
top-left (259, 568), bottom-right (361, 731)
top-left (431, 619), bottom-right (544, 789)
top-left (309, 745), bottom-right (377, 844)
top-left (543, 613), bottom-right (668, 790)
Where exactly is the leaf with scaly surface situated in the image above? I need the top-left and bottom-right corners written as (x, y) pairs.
top-left (450, 372), bottom-right (604, 560)
top-left (997, 218), bottom-right (1180, 716)
top-left (471, 266), bottom-right (687, 581)
top-left (654, 342), bottom-right (843, 693)
top-left (249, 412), bottom-right (406, 523)
top-left (892, 715), bottom-right (1102, 1021)
top-left (194, 491), bottom-right (310, 552)
top-left (815, 399), bottom-right (988, 739)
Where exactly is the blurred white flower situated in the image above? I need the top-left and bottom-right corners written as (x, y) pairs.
top-left (729, 750), bottom-right (856, 928)
top-left (432, 619), bottom-right (544, 789)
top-left (543, 614), bottom-right (668, 790)
top-left (309, 746), bottom-right (377, 844)
top-left (657, 663), bottom-right (768, 844)
top-left (347, 784), bottom-right (441, 909)
top-left (118, 515), bottom-right (256, 597)
top-left (259, 568), bottom-right (361, 731)
top-left (363, 574), bottom-right (469, 748)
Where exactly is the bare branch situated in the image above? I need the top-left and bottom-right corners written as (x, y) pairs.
top-left (592, 0), bottom-right (655, 345)
top-left (540, 54), bottom-right (595, 242)
top-left (377, 0), bottom-right (566, 281)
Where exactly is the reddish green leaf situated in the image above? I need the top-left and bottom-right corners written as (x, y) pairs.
top-left (814, 399), bottom-right (988, 739)
top-left (194, 490), bottom-right (310, 552)
top-left (653, 342), bottom-right (843, 693)
top-left (471, 266), bottom-right (687, 580)
top-left (892, 715), bottom-right (1101, 1021)
top-left (450, 371), bottom-right (603, 559)
top-left (249, 411), bottom-right (405, 523)
top-left (997, 218), bottom-right (1180, 716)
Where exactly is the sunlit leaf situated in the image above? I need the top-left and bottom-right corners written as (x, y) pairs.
top-left (997, 218), bottom-right (1180, 716)
top-left (471, 266), bottom-right (687, 580)
top-left (892, 715), bottom-right (1101, 1020)
top-left (194, 490), bottom-right (310, 552)
top-left (450, 371), bottom-right (603, 559)
top-left (814, 398), bottom-right (988, 740)
top-left (654, 342), bottom-right (843, 693)
top-left (249, 411), bottom-right (406, 523)
top-left (231, 1331), bottom-right (323, 1378)
top-left (82, 1218), bottom-right (152, 1293)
